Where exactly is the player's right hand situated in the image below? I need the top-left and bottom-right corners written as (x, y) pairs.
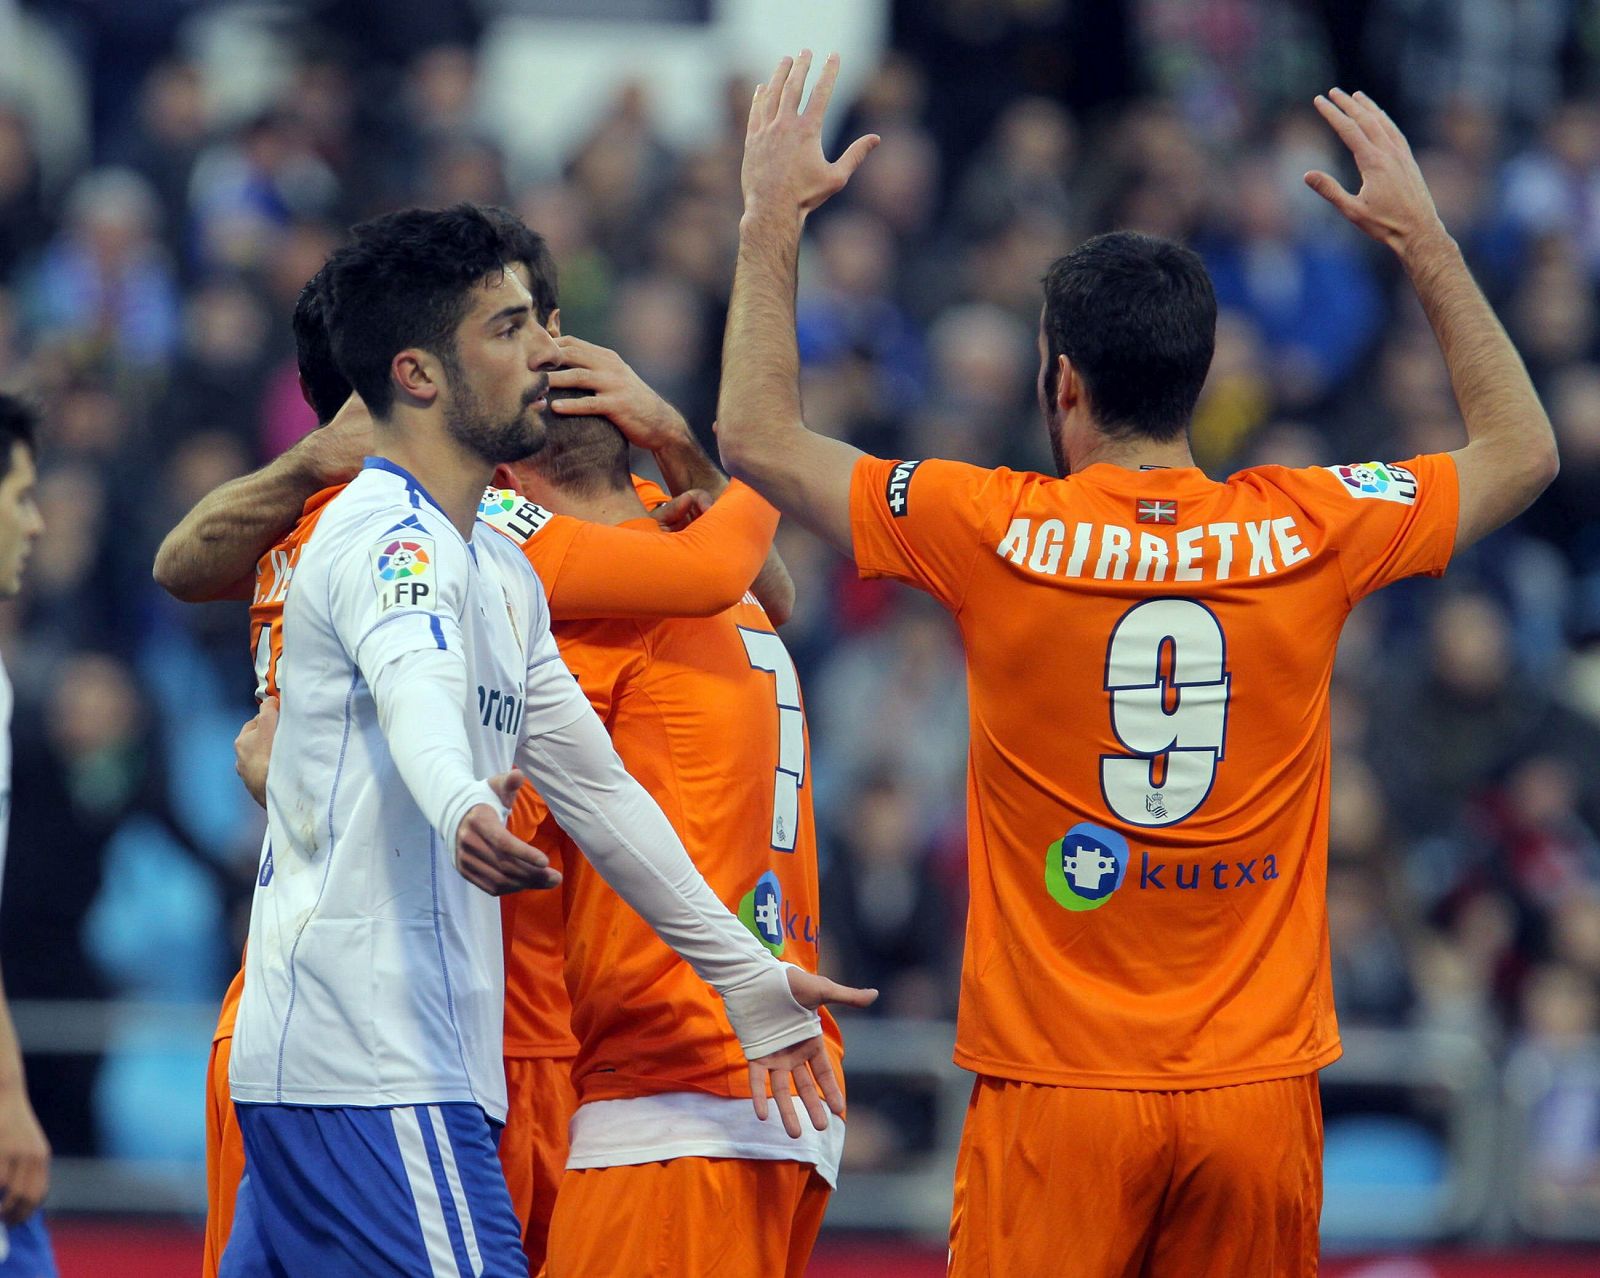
top-left (743, 51), bottom-right (879, 221)
top-left (1304, 89), bottom-right (1446, 257)
top-left (0, 1083), bottom-right (49, 1225)
top-left (454, 773), bottom-right (561, 896)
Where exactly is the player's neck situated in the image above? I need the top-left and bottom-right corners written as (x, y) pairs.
top-left (373, 423), bottom-right (492, 538)
top-left (520, 475), bottom-right (648, 525)
top-left (1069, 431), bottom-right (1197, 475)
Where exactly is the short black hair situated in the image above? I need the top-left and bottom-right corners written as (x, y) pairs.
top-left (1042, 231), bottom-right (1216, 442)
top-left (522, 386), bottom-right (629, 496)
top-left (482, 206), bottom-right (559, 324)
top-left (292, 266), bottom-right (350, 425)
top-left (0, 394), bottom-right (38, 483)
top-left (323, 204), bottom-right (512, 419)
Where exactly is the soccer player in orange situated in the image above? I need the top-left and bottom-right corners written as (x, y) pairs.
top-left (473, 380), bottom-right (860, 1278)
top-left (714, 56), bottom-right (1559, 1275)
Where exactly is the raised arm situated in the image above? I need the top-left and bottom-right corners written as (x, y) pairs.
top-left (713, 53), bottom-right (879, 556)
top-left (152, 399), bottom-right (371, 602)
top-left (547, 335), bottom-right (796, 621)
top-left (1306, 89), bottom-right (1558, 550)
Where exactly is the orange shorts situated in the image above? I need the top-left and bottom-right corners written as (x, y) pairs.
top-left (499, 1054), bottom-right (578, 1271)
top-left (202, 1033), bottom-right (244, 1278)
top-left (544, 1156), bottom-right (829, 1278)
top-left (949, 1072), bottom-right (1323, 1278)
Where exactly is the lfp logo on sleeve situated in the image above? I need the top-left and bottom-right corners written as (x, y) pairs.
top-left (1327, 461), bottom-right (1418, 504)
top-left (371, 536), bottom-right (434, 611)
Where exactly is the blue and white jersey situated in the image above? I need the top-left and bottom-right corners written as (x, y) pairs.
top-left (229, 458), bottom-right (588, 1121)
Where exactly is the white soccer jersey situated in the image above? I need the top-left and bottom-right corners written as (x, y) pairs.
top-left (229, 458), bottom-right (589, 1121)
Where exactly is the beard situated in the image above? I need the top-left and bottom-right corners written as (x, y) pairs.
top-left (443, 371), bottom-right (550, 465)
top-left (1045, 404), bottom-right (1069, 477)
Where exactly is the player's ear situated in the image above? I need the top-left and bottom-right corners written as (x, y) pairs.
top-left (544, 307), bottom-right (561, 338)
top-left (1055, 354), bottom-right (1078, 415)
top-left (392, 349), bottom-right (440, 407)
top-left (490, 463), bottom-right (521, 493)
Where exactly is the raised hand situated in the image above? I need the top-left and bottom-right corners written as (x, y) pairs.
top-left (1304, 89), bottom-right (1445, 256)
top-left (454, 772), bottom-right (561, 896)
top-left (546, 336), bottom-right (691, 452)
top-left (743, 51), bottom-right (879, 221)
top-left (746, 967), bottom-right (878, 1138)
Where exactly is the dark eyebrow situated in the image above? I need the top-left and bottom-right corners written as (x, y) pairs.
top-left (486, 304), bottom-right (531, 328)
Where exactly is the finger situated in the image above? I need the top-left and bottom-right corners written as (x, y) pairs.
top-left (455, 853), bottom-right (509, 896)
top-left (1314, 94), bottom-right (1368, 157)
top-left (488, 770), bottom-right (524, 806)
top-left (482, 826), bottom-right (550, 870)
top-left (780, 50), bottom-right (813, 117)
top-left (764, 57), bottom-right (793, 124)
top-left (749, 1064), bottom-right (770, 1122)
top-left (1328, 88), bottom-right (1386, 148)
top-left (545, 367), bottom-right (601, 388)
top-left (821, 978), bottom-right (879, 1009)
top-left (832, 134), bottom-right (880, 182)
top-left (1353, 90), bottom-right (1407, 148)
top-left (1304, 170), bottom-right (1360, 218)
top-left (749, 84), bottom-right (765, 134)
top-left (805, 52), bottom-right (841, 122)
top-left (770, 1066), bottom-right (802, 1139)
top-left (808, 1045), bottom-right (847, 1117)
top-left (791, 1062), bottom-right (829, 1132)
top-left (549, 395), bottom-right (607, 416)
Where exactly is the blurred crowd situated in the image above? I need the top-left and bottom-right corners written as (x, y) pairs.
top-left (0, 0), bottom-right (1598, 1222)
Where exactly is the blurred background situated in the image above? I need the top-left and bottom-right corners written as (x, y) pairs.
top-left (0, 0), bottom-right (1597, 1272)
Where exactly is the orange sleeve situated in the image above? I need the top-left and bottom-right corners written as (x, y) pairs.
top-left (630, 475), bottom-right (670, 507)
top-left (1274, 454), bottom-right (1458, 604)
top-left (541, 480), bottom-right (778, 621)
top-left (849, 456), bottom-right (1010, 611)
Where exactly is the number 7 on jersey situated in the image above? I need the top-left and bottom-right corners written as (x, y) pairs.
top-left (738, 627), bottom-right (806, 851)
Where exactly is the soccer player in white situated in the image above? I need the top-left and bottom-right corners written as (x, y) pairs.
top-left (221, 207), bottom-right (858, 1278)
top-left (0, 395), bottom-right (53, 1278)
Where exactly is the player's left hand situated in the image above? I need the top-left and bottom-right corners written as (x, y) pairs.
top-left (742, 51), bottom-right (878, 222)
top-left (546, 336), bottom-right (691, 452)
top-left (234, 696), bottom-right (279, 810)
top-left (453, 773), bottom-right (562, 896)
top-left (747, 968), bottom-right (878, 1138)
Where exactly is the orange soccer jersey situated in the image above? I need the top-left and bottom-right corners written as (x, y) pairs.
top-left (849, 454), bottom-right (1458, 1089)
top-left (487, 482), bottom-right (845, 1105)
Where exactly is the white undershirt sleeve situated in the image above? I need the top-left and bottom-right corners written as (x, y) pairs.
top-left (366, 641), bottom-right (500, 854)
top-left (516, 709), bottom-right (821, 1060)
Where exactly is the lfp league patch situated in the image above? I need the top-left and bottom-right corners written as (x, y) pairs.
top-left (1326, 461), bottom-right (1418, 504)
top-left (370, 534), bottom-right (436, 612)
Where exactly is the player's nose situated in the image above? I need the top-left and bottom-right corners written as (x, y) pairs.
top-left (526, 323), bottom-right (560, 371)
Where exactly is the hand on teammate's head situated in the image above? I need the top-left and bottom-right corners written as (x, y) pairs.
top-left (742, 51), bottom-right (880, 220)
top-left (544, 336), bottom-right (691, 453)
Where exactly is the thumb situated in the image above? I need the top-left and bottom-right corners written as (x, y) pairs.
top-left (787, 967), bottom-right (879, 1011)
top-left (488, 770), bottom-right (524, 808)
top-left (835, 133), bottom-right (880, 182)
top-left (1304, 170), bottom-right (1357, 217)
